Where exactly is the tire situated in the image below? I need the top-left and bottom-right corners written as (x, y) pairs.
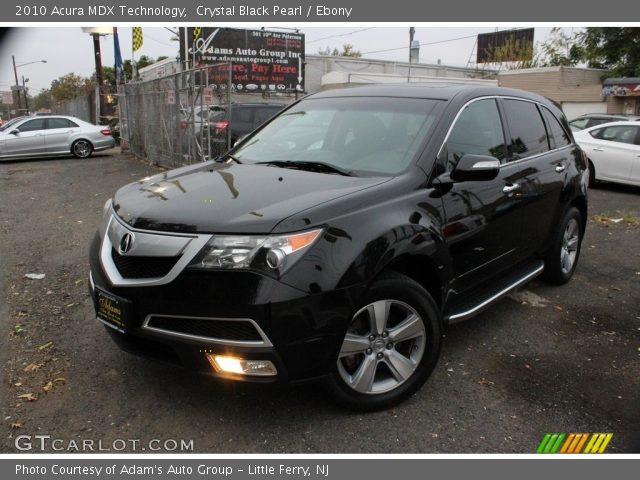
top-left (72, 139), bottom-right (93, 159)
top-left (588, 160), bottom-right (596, 188)
top-left (325, 272), bottom-right (441, 411)
top-left (542, 207), bottom-right (583, 285)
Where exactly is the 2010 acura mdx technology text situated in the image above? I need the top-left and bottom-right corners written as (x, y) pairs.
top-left (89, 85), bottom-right (588, 410)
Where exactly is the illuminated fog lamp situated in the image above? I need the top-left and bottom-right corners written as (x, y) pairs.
top-left (206, 354), bottom-right (277, 376)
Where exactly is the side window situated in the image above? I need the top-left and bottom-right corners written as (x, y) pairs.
top-left (231, 108), bottom-right (252, 124)
top-left (444, 98), bottom-right (506, 171)
top-left (17, 119), bottom-right (46, 132)
top-left (589, 118), bottom-right (614, 128)
top-left (47, 118), bottom-right (76, 129)
top-left (596, 125), bottom-right (639, 145)
top-left (542, 108), bottom-right (571, 148)
top-left (502, 99), bottom-right (550, 160)
top-left (589, 128), bottom-right (603, 139)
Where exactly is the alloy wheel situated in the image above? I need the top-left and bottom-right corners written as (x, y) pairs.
top-left (337, 299), bottom-right (426, 394)
top-left (560, 218), bottom-right (579, 274)
top-left (73, 141), bottom-right (91, 158)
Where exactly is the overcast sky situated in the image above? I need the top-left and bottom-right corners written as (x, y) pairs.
top-left (0, 26), bottom-right (569, 93)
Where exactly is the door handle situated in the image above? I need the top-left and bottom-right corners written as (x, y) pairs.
top-left (502, 183), bottom-right (520, 193)
top-left (593, 148), bottom-right (604, 152)
top-left (555, 164), bottom-right (566, 173)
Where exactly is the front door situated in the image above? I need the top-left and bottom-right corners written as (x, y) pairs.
top-left (438, 98), bottom-right (526, 294)
top-left (4, 118), bottom-right (46, 157)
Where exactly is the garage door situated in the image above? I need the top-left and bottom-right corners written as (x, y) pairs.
top-left (562, 101), bottom-right (607, 120)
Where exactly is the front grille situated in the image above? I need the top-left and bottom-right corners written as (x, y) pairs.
top-left (111, 248), bottom-right (180, 279)
top-left (146, 316), bottom-right (264, 342)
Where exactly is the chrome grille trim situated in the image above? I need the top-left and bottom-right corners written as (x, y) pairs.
top-left (100, 214), bottom-right (212, 287)
top-left (141, 314), bottom-right (273, 347)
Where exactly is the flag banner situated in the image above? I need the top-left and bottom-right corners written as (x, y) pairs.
top-left (132, 27), bottom-right (143, 52)
top-left (113, 27), bottom-right (124, 82)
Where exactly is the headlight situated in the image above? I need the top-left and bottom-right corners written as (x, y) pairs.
top-left (188, 228), bottom-right (322, 275)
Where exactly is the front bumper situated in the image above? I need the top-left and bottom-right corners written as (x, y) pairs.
top-left (89, 233), bottom-right (365, 383)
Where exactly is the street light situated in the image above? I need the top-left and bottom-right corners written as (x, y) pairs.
top-left (11, 57), bottom-right (46, 115)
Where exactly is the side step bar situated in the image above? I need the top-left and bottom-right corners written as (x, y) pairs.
top-left (444, 260), bottom-right (545, 324)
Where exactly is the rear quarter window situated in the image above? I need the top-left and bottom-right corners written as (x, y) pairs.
top-left (542, 108), bottom-right (571, 148)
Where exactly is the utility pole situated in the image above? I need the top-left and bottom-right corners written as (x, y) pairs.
top-left (22, 76), bottom-right (29, 114)
top-left (92, 33), bottom-right (105, 124)
top-left (12, 55), bottom-right (22, 113)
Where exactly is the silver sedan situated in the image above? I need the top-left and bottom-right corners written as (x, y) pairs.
top-left (0, 115), bottom-right (115, 160)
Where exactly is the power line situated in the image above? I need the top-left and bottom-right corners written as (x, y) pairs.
top-left (306, 27), bottom-right (376, 45)
top-left (362, 33), bottom-right (478, 56)
top-left (143, 32), bottom-right (176, 48)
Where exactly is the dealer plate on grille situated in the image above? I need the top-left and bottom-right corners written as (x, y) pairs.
top-left (95, 287), bottom-right (131, 333)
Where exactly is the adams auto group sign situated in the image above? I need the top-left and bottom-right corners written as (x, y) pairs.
top-left (186, 27), bottom-right (305, 93)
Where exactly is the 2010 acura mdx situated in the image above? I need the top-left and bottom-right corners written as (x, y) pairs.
top-left (89, 84), bottom-right (588, 410)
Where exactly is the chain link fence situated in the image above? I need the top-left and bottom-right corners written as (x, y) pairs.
top-left (118, 64), bottom-right (231, 169)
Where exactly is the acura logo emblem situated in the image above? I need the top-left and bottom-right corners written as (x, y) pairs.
top-left (119, 233), bottom-right (134, 254)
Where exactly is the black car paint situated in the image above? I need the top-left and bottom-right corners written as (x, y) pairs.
top-left (90, 84), bottom-right (588, 384)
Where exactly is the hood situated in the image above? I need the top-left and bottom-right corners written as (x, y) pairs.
top-left (113, 161), bottom-right (388, 234)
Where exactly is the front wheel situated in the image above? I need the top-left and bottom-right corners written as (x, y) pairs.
top-left (542, 207), bottom-right (583, 285)
top-left (72, 139), bottom-right (93, 159)
top-left (326, 272), bottom-right (441, 411)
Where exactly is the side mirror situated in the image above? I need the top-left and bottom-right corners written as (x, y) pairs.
top-left (9, 129), bottom-right (19, 135)
top-left (437, 154), bottom-right (501, 184)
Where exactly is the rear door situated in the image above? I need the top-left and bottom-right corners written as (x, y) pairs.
top-left (499, 98), bottom-right (569, 254)
top-left (3, 118), bottom-right (46, 157)
top-left (584, 125), bottom-right (638, 182)
top-left (438, 97), bottom-right (525, 293)
top-left (44, 117), bottom-right (80, 154)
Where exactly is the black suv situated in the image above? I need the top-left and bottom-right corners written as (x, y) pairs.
top-left (89, 85), bottom-right (588, 410)
top-left (209, 102), bottom-right (287, 155)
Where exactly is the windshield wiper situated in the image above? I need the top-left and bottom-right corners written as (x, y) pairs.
top-left (256, 160), bottom-right (354, 177)
top-left (216, 153), bottom-right (241, 164)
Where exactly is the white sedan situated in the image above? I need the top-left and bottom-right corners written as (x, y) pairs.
top-left (573, 120), bottom-right (640, 187)
top-left (0, 115), bottom-right (115, 161)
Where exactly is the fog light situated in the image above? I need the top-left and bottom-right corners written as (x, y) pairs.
top-left (206, 354), bottom-right (277, 376)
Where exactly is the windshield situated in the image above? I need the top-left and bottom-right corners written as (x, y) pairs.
top-left (0, 117), bottom-right (26, 132)
top-left (232, 96), bottom-right (444, 176)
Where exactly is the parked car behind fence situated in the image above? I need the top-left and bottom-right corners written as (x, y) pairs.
top-left (0, 115), bottom-right (115, 161)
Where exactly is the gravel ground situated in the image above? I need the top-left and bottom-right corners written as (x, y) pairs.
top-left (1, 151), bottom-right (638, 453)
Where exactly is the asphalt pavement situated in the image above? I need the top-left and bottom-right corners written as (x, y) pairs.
top-left (1, 151), bottom-right (638, 453)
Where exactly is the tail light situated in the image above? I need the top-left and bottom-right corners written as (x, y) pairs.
top-left (214, 120), bottom-right (229, 134)
top-left (180, 120), bottom-right (188, 129)
top-left (100, 129), bottom-right (112, 136)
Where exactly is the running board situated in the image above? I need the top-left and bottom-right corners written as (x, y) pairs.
top-left (444, 260), bottom-right (545, 324)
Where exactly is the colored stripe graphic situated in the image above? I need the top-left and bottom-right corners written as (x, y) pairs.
top-left (584, 433), bottom-right (613, 453)
top-left (538, 433), bottom-right (612, 453)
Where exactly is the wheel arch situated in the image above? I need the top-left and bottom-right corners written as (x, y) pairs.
top-left (384, 254), bottom-right (446, 311)
top-left (570, 194), bottom-right (588, 234)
